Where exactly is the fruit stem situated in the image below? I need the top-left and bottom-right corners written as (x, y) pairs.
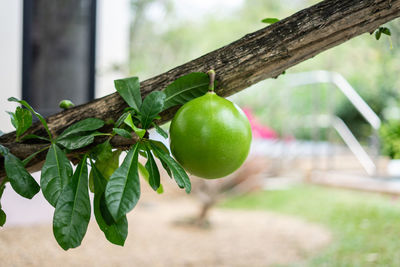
top-left (207, 69), bottom-right (216, 92)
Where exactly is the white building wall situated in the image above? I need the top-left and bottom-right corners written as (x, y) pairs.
top-left (0, 0), bottom-right (22, 133)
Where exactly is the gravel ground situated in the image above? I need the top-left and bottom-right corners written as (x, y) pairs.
top-left (0, 188), bottom-right (331, 267)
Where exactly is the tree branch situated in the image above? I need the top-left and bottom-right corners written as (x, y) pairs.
top-left (1, 0), bottom-right (400, 179)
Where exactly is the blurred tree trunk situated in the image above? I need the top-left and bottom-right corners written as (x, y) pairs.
top-left (22, 0), bottom-right (96, 117)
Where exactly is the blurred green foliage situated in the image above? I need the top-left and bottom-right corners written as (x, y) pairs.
top-left (380, 120), bottom-right (400, 159)
top-left (125, 0), bottom-right (400, 143)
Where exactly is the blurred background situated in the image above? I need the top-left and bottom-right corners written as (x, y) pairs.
top-left (1, 0), bottom-right (400, 266)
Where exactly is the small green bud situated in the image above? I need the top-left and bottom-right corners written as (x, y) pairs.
top-left (59, 100), bottom-right (75, 110)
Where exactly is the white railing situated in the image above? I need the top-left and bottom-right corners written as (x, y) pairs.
top-left (285, 71), bottom-right (381, 129)
top-left (282, 71), bottom-right (381, 176)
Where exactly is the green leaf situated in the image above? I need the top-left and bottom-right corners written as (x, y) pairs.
top-left (91, 161), bottom-right (108, 193)
top-left (53, 156), bottom-right (91, 250)
top-left (140, 91), bottom-right (166, 129)
top-left (113, 128), bottom-right (132, 139)
top-left (92, 163), bottom-right (128, 246)
top-left (144, 145), bottom-right (160, 191)
top-left (21, 134), bottom-right (51, 142)
top-left (12, 107), bottom-right (32, 140)
top-left (163, 72), bottom-right (210, 111)
top-left (57, 118), bottom-right (104, 140)
top-left (0, 184), bottom-right (5, 198)
top-left (22, 145), bottom-right (50, 166)
top-left (381, 27), bottom-right (391, 36)
top-left (89, 141), bottom-right (121, 193)
top-left (115, 112), bottom-right (130, 128)
top-left (156, 184), bottom-right (164, 194)
top-left (138, 162), bottom-right (148, 178)
top-left (4, 152), bottom-right (40, 199)
top-left (41, 144), bottom-right (73, 207)
top-left (15, 107), bottom-right (32, 136)
top-left (56, 132), bottom-right (99, 150)
top-left (7, 107), bottom-right (33, 141)
top-left (153, 123), bottom-right (168, 139)
top-left (150, 141), bottom-right (172, 177)
top-left (149, 140), bottom-right (170, 156)
top-left (138, 163), bottom-right (163, 194)
top-left (114, 76), bottom-right (142, 112)
top-left (139, 149), bottom-right (147, 158)
top-left (91, 140), bottom-right (113, 162)
top-left (8, 97), bottom-right (52, 140)
top-left (149, 142), bottom-right (191, 193)
top-left (261, 17), bottom-right (280, 24)
top-left (0, 144), bottom-right (9, 155)
top-left (375, 30), bottom-right (381, 40)
top-left (124, 114), bottom-right (146, 138)
top-left (105, 143), bottom-right (141, 221)
top-left (0, 208), bottom-right (5, 226)
top-left (0, 185), bottom-right (6, 226)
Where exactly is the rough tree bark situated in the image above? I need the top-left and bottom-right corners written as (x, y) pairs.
top-left (1, 0), bottom-right (400, 179)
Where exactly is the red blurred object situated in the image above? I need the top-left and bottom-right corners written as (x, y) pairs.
top-left (242, 108), bottom-right (278, 140)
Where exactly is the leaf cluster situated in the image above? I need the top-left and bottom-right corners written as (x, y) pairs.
top-left (0, 71), bottom-right (212, 250)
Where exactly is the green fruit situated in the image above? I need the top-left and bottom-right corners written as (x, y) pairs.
top-left (169, 91), bottom-right (252, 179)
